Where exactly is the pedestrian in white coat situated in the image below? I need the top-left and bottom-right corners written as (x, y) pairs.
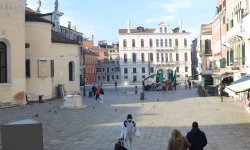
top-left (120, 114), bottom-right (140, 150)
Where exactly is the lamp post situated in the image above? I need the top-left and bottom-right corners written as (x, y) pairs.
top-left (83, 49), bottom-right (86, 97)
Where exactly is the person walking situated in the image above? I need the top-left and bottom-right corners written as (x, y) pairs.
top-left (120, 114), bottom-right (139, 150)
top-left (188, 80), bottom-right (191, 89)
top-left (95, 88), bottom-right (101, 102)
top-left (99, 87), bottom-right (104, 103)
top-left (186, 121), bottom-right (207, 150)
top-left (167, 129), bottom-right (190, 150)
top-left (92, 84), bottom-right (97, 98)
top-left (184, 80), bottom-right (188, 89)
top-left (115, 80), bottom-right (118, 90)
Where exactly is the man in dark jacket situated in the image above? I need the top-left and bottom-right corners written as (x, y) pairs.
top-left (186, 121), bottom-right (207, 150)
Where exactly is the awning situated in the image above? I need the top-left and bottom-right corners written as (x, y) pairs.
top-left (225, 80), bottom-right (250, 93)
top-left (234, 76), bottom-right (250, 84)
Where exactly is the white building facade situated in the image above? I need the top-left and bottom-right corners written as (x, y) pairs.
top-left (118, 22), bottom-right (191, 85)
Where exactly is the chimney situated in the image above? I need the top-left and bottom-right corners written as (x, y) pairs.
top-left (178, 20), bottom-right (182, 32)
top-left (92, 34), bottom-right (94, 44)
top-left (127, 20), bottom-right (131, 33)
top-left (68, 21), bottom-right (71, 29)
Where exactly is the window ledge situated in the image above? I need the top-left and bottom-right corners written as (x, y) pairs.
top-left (0, 83), bottom-right (12, 87)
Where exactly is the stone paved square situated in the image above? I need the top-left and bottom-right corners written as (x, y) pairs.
top-left (1, 86), bottom-right (250, 150)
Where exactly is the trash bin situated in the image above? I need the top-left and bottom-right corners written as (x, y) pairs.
top-left (140, 92), bottom-right (145, 100)
top-left (38, 95), bottom-right (43, 103)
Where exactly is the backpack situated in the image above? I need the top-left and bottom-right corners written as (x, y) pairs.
top-left (114, 139), bottom-right (127, 150)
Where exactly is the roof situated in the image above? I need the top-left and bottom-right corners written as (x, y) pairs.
top-left (25, 12), bottom-right (53, 24)
top-left (119, 28), bottom-right (155, 34)
top-left (51, 30), bottom-right (79, 45)
top-left (225, 80), bottom-right (250, 93)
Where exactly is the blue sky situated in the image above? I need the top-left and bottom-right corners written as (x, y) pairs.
top-left (27, 0), bottom-right (216, 45)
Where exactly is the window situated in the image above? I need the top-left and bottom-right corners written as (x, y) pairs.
top-left (156, 39), bottom-right (159, 47)
top-left (184, 38), bottom-right (187, 47)
top-left (185, 67), bottom-right (188, 72)
top-left (149, 39), bottom-right (153, 47)
top-left (164, 27), bottom-right (167, 33)
top-left (165, 39), bottom-right (168, 47)
top-left (112, 68), bottom-right (114, 72)
top-left (98, 76), bottom-right (101, 80)
top-left (157, 53), bottom-right (160, 62)
top-left (116, 75), bottom-right (119, 79)
top-left (69, 61), bottom-right (75, 81)
top-left (149, 53), bottom-right (153, 62)
top-left (142, 67), bottom-right (145, 73)
top-left (170, 53), bottom-right (173, 61)
top-left (141, 53), bottom-right (145, 62)
top-left (160, 39), bottom-right (163, 47)
top-left (124, 53), bottom-right (127, 62)
top-left (103, 76), bottom-right (105, 80)
top-left (124, 68), bottom-right (128, 74)
top-left (51, 60), bottom-right (54, 77)
top-left (132, 53), bottom-right (136, 62)
top-left (133, 68), bottom-right (136, 73)
top-left (142, 75), bottom-right (145, 78)
top-left (112, 75), bottom-right (114, 80)
top-left (175, 38), bottom-right (178, 46)
top-left (141, 39), bottom-right (144, 48)
top-left (185, 53), bottom-right (188, 61)
top-left (132, 39), bottom-right (135, 47)
top-left (169, 39), bottom-right (172, 47)
top-left (176, 53), bottom-right (179, 61)
top-left (124, 76), bottom-right (128, 79)
top-left (0, 42), bottom-right (7, 83)
top-left (161, 53), bottom-right (164, 62)
top-left (102, 68), bottom-right (105, 72)
top-left (165, 53), bottom-right (168, 62)
top-left (176, 67), bottom-right (179, 73)
top-left (107, 68), bottom-right (109, 73)
top-left (160, 27), bottom-right (162, 33)
top-left (26, 59), bottom-right (31, 78)
top-left (150, 67), bottom-right (154, 73)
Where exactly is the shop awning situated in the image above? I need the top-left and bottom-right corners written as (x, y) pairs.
top-left (234, 76), bottom-right (250, 84)
top-left (225, 80), bottom-right (250, 93)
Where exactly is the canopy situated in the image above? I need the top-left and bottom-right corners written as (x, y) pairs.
top-left (234, 76), bottom-right (250, 84)
top-left (225, 80), bottom-right (250, 93)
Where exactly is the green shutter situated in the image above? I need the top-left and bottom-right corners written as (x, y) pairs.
top-left (242, 43), bottom-right (245, 65)
top-left (230, 49), bottom-right (234, 63)
top-left (227, 50), bottom-right (229, 66)
top-left (220, 58), bottom-right (226, 68)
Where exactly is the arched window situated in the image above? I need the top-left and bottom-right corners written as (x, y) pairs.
top-left (69, 61), bottom-right (75, 81)
top-left (141, 53), bottom-right (145, 62)
top-left (156, 39), bottom-right (159, 47)
top-left (160, 27), bottom-right (163, 33)
top-left (123, 39), bottom-right (127, 48)
top-left (165, 39), bottom-right (168, 47)
top-left (165, 53), bottom-right (168, 62)
top-left (185, 53), bottom-right (188, 61)
top-left (0, 42), bottom-right (7, 83)
top-left (149, 39), bottom-right (153, 47)
top-left (164, 27), bottom-right (167, 33)
top-left (124, 53), bottom-right (127, 62)
top-left (132, 53), bottom-right (136, 62)
top-left (184, 38), bottom-right (187, 47)
top-left (175, 38), bottom-right (178, 46)
top-left (132, 39), bottom-right (135, 47)
top-left (169, 39), bottom-right (172, 47)
top-left (141, 39), bottom-right (144, 48)
top-left (176, 53), bottom-right (179, 61)
top-left (160, 39), bottom-right (163, 47)
top-left (149, 53), bottom-right (153, 62)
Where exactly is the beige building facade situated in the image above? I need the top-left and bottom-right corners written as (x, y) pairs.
top-left (0, 0), bottom-right (81, 104)
top-left (0, 0), bottom-right (26, 103)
